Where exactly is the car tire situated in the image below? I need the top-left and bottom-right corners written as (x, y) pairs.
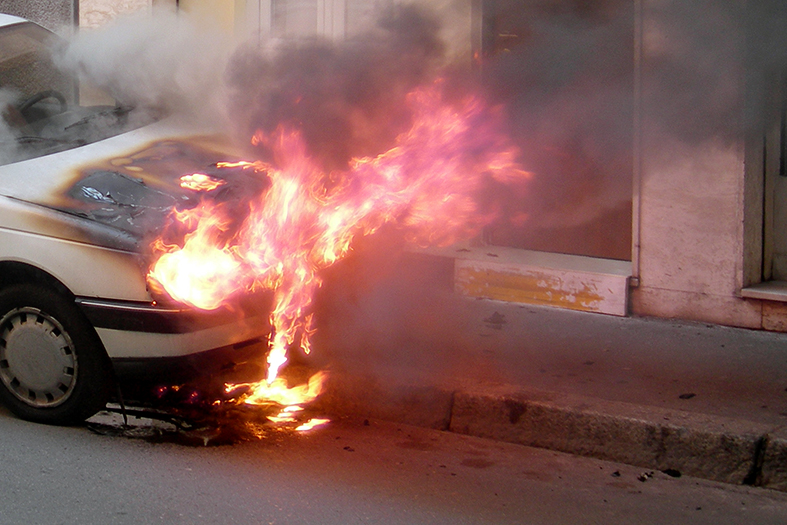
top-left (0, 283), bottom-right (113, 425)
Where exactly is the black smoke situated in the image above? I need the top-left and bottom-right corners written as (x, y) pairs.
top-left (480, 0), bottom-right (635, 259)
top-left (225, 4), bottom-right (446, 171)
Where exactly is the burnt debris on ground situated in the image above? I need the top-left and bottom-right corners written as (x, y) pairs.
top-left (90, 362), bottom-right (329, 446)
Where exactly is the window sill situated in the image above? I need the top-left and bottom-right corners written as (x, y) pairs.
top-left (741, 281), bottom-right (787, 302)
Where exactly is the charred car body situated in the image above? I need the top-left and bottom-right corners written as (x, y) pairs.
top-left (0, 14), bottom-right (269, 424)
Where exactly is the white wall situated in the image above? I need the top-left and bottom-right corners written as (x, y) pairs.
top-left (79, 0), bottom-right (152, 29)
top-left (630, 0), bottom-right (763, 327)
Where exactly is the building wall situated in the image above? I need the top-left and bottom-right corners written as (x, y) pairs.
top-left (630, 0), bottom-right (768, 328)
top-left (631, 138), bottom-right (762, 326)
top-left (2, 0), bottom-right (74, 35)
top-left (178, 0), bottom-right (241, 35)
top-left (187, 0), bottom-right (472, 60)
top-left (78, 0), bottom-right (152, 29)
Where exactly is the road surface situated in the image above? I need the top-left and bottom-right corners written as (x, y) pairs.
top-left (0, 406), bottom-right (785, 524)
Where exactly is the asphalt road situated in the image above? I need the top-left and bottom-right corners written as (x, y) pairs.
top-left (0, 407), bottom-right (786, 524)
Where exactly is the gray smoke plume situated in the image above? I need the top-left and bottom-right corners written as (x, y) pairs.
top-left (58, 8), bottom-right (232, 125)
top-left (0, 88), bottom-right (21, 163)
top-left (474, 0), bottom-right (787, 260)
top-left (225, 4), bottom-right (446, 170)
top-left (479, 0), bottom-right (635, 258)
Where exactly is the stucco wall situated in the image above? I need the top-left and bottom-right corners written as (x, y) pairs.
top-left (2, 0), bottom-right (74, 35)
top-left (630, 0), bottom-right (762, 327)
top-left (178, 0), bottom-right (237, 35)
top-left (78, 0), bottom-right (151, 29)
top-left (631, 139), bottom-right (761, 326)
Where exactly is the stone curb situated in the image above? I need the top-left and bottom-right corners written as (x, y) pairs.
top-left (761, 428), bottom-right (787, 491)
top-left (317, 378), bottom-right (787, 492)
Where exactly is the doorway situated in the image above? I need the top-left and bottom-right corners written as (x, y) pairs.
top-left (761, 80), bottom-right (787, 282)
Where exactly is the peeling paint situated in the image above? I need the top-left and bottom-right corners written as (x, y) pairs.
top-left (455, 261), bottom-right (628, 316)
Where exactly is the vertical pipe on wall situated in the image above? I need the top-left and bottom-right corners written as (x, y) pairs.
top-left (631, 0), bottom-right (643, 285)
top-left (72, 0), bottom-right (79, 103)
top-left (470, 0), bottom-right (482, 69)
top-left (260, 0), bottom-right (272, 45)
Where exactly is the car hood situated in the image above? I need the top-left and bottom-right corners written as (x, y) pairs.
top-left (0, 116), bottom-right (261, 252)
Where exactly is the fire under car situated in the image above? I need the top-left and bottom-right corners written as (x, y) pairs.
top-left (0, 14), bottom-right (271, 425)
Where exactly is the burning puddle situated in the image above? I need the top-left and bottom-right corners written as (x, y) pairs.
top-left (87, 367), bottom-right (332, 447)
top-left (88, 349), bottom-right (332, 447)
top-left (86, 404), bottom-right (331, 447)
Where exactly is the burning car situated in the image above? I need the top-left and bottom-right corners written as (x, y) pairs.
top-left (0, 13), bottom-right (271, 425)
top-left (0, 4), bottom-right (535, 428)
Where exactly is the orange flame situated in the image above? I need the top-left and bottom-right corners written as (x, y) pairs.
top-left (295, 418), bottom-right (331, 432)
top-left (179, 173), bottom-right (226, 192)
top-left (148, 202), bottom-right (244, 310)
top-left (147, 80), bottom-right (529, 412)
top-left (225, 371), bottom-right (326, 407)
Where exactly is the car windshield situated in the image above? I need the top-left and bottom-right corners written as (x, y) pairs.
top-left (0, 21), bottom-right (157, 166)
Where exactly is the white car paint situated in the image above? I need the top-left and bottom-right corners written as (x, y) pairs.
top-left (0, 14), bottom-right (25, 28)
top-left (0, 18), bottom-right (268, 361)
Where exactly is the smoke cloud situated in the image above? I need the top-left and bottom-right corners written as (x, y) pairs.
top-left (7, 2), bottom-right (787, 264)
top-left (0, 89), bottom-right (21, 164)
top-left (28, 1), bottom-right (787, 399)
top-left (478, 0), bottom-right (634, 258)
top-left (744, 1), bottom-right (787, 134)
top-left (57, 8), bottom-right (232, 125)
top-left (225, 4), bottom-right (447, 170)
top-left (8, 1), bottom-right (785, 398)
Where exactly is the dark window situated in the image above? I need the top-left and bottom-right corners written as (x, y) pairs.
top-left (480, 0), bottom-right (634, 261)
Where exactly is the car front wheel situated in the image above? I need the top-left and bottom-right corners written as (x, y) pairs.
top-left (0, 284), bottom-right (112, 425)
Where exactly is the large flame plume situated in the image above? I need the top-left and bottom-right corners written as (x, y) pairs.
top-left (146, 79), bottom-right (530, 418)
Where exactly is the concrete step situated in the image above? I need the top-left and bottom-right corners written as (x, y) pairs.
top-left (415, 245), bottom-right (632, 316)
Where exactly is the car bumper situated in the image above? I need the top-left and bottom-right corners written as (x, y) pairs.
top-left (75, 295), bottom-right (272, 360)
top-left (110, 336), bottom-right (266, 384)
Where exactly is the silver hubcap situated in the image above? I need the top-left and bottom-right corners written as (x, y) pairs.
top-left (0, 307), bottom-right (77, 408)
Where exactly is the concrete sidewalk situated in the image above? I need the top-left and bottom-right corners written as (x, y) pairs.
top-left (312, 259), bottom-right (787, 492)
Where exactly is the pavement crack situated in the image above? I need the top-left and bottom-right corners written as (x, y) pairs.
top-left (743, 434), bottom-right (769, 486)
top-left (503, 399), bottom-right (527, 424)
top-left (443, 390), bottom-right (457, 431)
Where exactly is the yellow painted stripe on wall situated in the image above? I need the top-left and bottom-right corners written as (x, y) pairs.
top-left (456, 267), bottom-right (606, 313)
